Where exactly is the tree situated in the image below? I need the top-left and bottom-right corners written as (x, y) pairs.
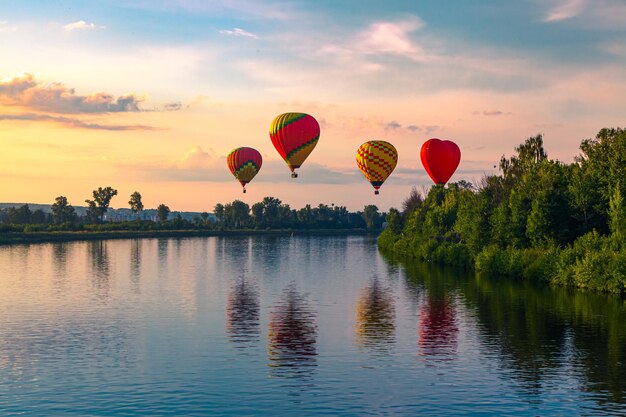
top-left (225, 200), bottom-right (250, 228)
top-left (31, 209), bottom-right (48, 224)
top-left (362, 205), bottom-right (380, 230)
top-left (7, 204), bottom-right (31, 224)
top-left (385, 208), bottom-right (403, 234)
top-left (402, 187), bottom-right (423, 215)
top-left (86, 186), bottom-right (118, 222)
top-left (251, 202), bottom-right (265, 228)
top-left (85, 200), bottom-right (100, 223)
top-left (129, 191), bottom-right (144, 214)
top-left (201, 212), bottom-right (209, 223)
top-left (51, 196), bottom-right (77, 224)
top-left (214, 203), bottom-right (225, 226)
top-left (157, 204), bottom-right (170, 222)
top-left (609, 182), bottom-right (626, 244)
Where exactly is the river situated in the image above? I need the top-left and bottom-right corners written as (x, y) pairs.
top-left (0, 236), bottom-right (624, 416)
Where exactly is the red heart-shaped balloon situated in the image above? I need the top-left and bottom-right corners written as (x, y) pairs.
top-left (420, 138), bottom-right (461, 185)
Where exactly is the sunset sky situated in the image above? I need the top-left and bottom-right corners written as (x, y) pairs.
top-left (1, 0), bottom-right (625, 211)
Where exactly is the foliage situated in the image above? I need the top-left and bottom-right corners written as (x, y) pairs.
top-left (51, 196), bottom-right (77, 224)
top-left (85, 186), bottom-right (118, 222)
top-left (380, 128), bottom-right (626, 293)
top-left (129, 191), bottom-right (144, 214)
top-left (157, 204), bottom-right (170, 222)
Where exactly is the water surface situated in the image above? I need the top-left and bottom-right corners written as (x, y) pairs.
top-left (0, 236), bottom-right (624, 416)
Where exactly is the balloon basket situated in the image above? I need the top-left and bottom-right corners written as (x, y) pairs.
top-left (374, 190), bottom-right (379, 195)
top-left (291, 172), bottom-right (298, 178)
top-left (243, 188), bottom-right (246, 193)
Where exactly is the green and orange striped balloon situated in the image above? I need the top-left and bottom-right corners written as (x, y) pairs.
top-left (356, 141), bottom-right (398, 195)
top-left (227, 147), bottom-right (262, 193)
top-left (269, 113), bottom-right (320, 178)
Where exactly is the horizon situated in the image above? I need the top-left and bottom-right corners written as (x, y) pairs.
top-left (1, 0), bottom-right (625, 211)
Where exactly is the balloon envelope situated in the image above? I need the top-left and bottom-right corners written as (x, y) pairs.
top-left (227, 147), bottom-right (262, 191)
top-left (356, 140), bottom-right (398, 194)
top-left (420, 139), bottom-right (461, 185)
top-left (270, 113), bottom-right (320, 177)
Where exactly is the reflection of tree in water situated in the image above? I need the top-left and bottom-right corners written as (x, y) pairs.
top-left (88, 240), bottom-right (110, 296)
top-left (355, 279), bottom-right (395, 352)
top-left (226, 278), bottom-right (260, 347)
top-left (418, 294), bottom-right (458, 359)
top-left (267, 285), bottom-right (317, 378)
top-left (130, 239), bottom-right (141, 289)
top-left (387, 252), bottom-right (626, 409)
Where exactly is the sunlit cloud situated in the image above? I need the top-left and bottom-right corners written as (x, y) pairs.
top-left (320, 15), bottom-right (428, 66)
top-left (0, 73), bottom-right (144, 114)
top-left (0, 113), bottom-right (159, 131)
top-left (62, 20), bottom-right (105, 32)
top-left (543, 0), bottom-right (585, 22)
top-left (219, 27), bottom-right (258, 39)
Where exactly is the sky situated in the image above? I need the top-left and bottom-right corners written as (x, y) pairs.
top-left (0, 0), bottom-right (625, 212)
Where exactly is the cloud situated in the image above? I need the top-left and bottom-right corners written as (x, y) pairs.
top-left (219, 28), bottom-right (258, 39)
top-left (117, 146), bottom-right (364, 185)
top-left (355, 16), bottom-right (425, 59)
top-left (163, 102), bottom-right (182, 111)
top-left (319, 15), bottom-right (427, 66)
top-left (406, 125), bottom-right (440, 135)
top-left (63, 20), bottom-right (105, 32)
top-left (0, 73), bottom-right (144, 114)
top-left (482, 110), bottom-right (504, 116)
top-left (543, 0), bottom-right (585, 22)
top-left (384, 120), bottom-right (402, 130)
top-left (0, 113), bottom-right (159, 130)
top-left (177, 146), bottom-right (219, 169)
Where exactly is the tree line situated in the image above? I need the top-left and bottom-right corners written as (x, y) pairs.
top-left (1, 189), bottom-right (385, 232)
top-left (379, 127), bottom-right (626, 293)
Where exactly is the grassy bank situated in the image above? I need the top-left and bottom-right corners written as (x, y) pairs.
top-left (0, 228), bottom-right (369, 245)
top-left (378, 229), bottom-right (626, 293)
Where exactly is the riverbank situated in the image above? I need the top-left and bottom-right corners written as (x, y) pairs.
top-left (0, 228), bottom-right (370, 245)
top-left (378, 228), bottom-right (626, 294)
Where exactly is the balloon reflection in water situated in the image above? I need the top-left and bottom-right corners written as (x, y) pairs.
top-left (226, 278), bottom-right (260, 346)
top-left (267, 286), bottom-right (317, 377)
top-left (418, 294), bottom-right (458, 359)
top-left (355, 279), bottom-right (395, 352)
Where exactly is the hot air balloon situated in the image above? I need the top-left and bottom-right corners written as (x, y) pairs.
top-left (420, 139), bottom-right (461, 185)
top-left (356, 140), bottom-right (398, 195)
top-left (227, 147), bottom-right (262, 193)
top-left (269, 113), bottom-right (320, 178)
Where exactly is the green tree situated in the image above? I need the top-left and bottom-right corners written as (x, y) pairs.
top-left (31, 209), bottom-right (48, 224)
top-left (7, 204), bottom-right (32, 224)
top-left (402, 186), bottom-right (424, 215)
top-left (225, 200), bottom-right (250, 228)
top-left (214, 203), bottom-right (225, 226)
top-left (251, 202), bottom-right (265, 228)
top-left (609, 182), bottom-right (626, 244)
top-left (85, 200), bottom-right (100, 223)
top-left (385, 208), bottom-right (403, 234)
top-left (129, 191), bottom-right (144, 214)
top-left (362, 205), bottom-right (380, 230)
top-left (157, 204), bottom-right (170, 222)
top-left (86, 186), bottom-right (118, 222)
top-left (201, 212), bottom-right (209, 223)
top-left (51, 196), bottom-right (77, 224)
